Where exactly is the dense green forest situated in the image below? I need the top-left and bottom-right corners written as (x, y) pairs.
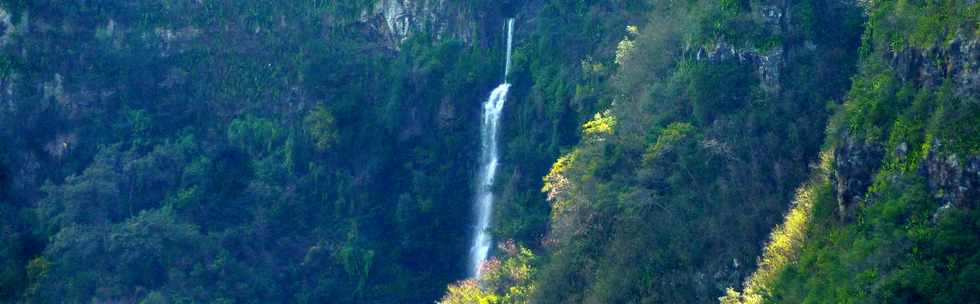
top-left (0, 0), bottom-right (977, 303)
top-left (0, 0), bottom-right (637, 302)
top-left (0, 1), bottom-right (501, 302)
top-left (722, 1), bottom-right (980, 303)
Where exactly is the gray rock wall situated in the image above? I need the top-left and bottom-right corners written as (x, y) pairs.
top-left (361, 0), bottom-right (478, 49)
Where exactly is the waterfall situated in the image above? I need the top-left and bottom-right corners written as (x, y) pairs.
top-left (504, 18), bottom-right (515, 80)
top-left (469, 18), bottom-right (514, 278)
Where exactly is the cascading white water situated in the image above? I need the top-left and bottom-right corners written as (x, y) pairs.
top-left (469, 18), bottom-right (515, 278)
top-left (504, 18), bottom-right (514, 81)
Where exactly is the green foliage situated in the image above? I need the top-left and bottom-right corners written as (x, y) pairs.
top-left (304, 105), bottom-right (338, 152)
top-left (228, 116), bottom-right (287, 157)
top-left (686, 59), bottom-right (758, 125)
top-left (441, 241), bottom-right (536, 304)
top-left (489, 0), bottom-right (650, 245)
top-left (581, 111), bottom-right (616, 140)
top-left (7, 0), bottom-right (973, 302)
top-left (440, 280), bottom-right (500, 304)
top-left (0, 0), bottom-right (510, 302)
top-left (755, 172), bottom-right (980, 303)
top-left (836, 58), bottom-right (904, 143)
top-left (338, 227), bottom-right (375, 297)
top-left (721, 152), bottom-right (835, 304)
top-left (867, 0), bottom-right (980, 51)
top-left (527, 0), bottom-right (865, 302)
top-left (30, 208), bottom-right (215, 303)
top-left (728, 1), bottom-right (980, 303)
top-left (643, 122), bottom-right (695, 161)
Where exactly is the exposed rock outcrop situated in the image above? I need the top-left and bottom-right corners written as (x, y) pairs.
top-left (926, 139), bottom-right (980, 209)
top-left (694, 42), bottom-right (784, 93)
top-left (890, 33), bottom-right (980, 100)
top-left (832, 135), bottom-right (885, 219)
top-left (360, 0), bottom-right (478, 49)
top-left (833, 33), bottom-right (980, 219)
top-left (689, 2), bottom-right (791, 94)
top-left (948, 34), bottom-right (980, 100)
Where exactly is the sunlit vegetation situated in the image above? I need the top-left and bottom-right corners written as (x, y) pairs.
top-left (441, 241), bottom-right (536, 304)
top-left (0, 0), bottom-right (655, 301)
top-left (1, 0), bottom-right (976, 302)
top-left (726, 1), bottom-right (980, 303)
top-left (581, 111), bottom-right (616, 140)
top-left (518, 0), bottom-right (864, 302)
top-left (867, 0), bottom-right (980, 50)
top-left (721, 151), bottom-right (835, 304)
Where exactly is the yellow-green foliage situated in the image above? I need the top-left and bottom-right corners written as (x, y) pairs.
top-left (737, 159), bottom-right (980, 303)
top-left (530, 0), bottom-right (866, 301)
top-left (542, 150), bottom-right (580, 220)
top-left (725, 2), bottom-right (980, 301)
top-left (581, 111), bottom-right (617, 140)
top-left (720, 150), bottom-right (835, 304)
top-left (481, 243), bottom-right (536, 304)
top-left (440, 280), bottom-right (499, 304)
top-left (545, 110), bottom-right (616, 221)
top-left (440, 242), bottom-right (536, 304)
top-left (643, 122), bottom-right (695, 162)
top-left (868, 0), bottom-right (980, 51)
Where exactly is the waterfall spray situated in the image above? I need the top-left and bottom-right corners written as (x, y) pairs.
top-left (469, 18), bottom-right (515, 278)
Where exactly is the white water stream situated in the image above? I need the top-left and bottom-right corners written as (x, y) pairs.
top-left (468, 18), bottom-right (515, 278)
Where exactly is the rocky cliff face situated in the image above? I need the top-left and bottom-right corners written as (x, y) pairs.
top-left (672, 1), bottom-right (864, 299)
top-left (926, 140), bottom-right (980, 210)
top-left (833, 33), bottom-right (980, 219)
top-left (891, 33), bottom-right (980, 98)
top-left (693, 40), bottom-right (782, 92)
top-left (832, 135), bottom-right (885, 219)
top-left (690, 3), bottom-right (787, 93)
top-left (359, 0), bottom-right (479, 49)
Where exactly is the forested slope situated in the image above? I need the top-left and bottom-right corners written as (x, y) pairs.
top-left (0, 0), bottom-right (652, 302)
top-left (1, 0), bottom-right (977, 303)
top-left (0, 1), bottom-right (503, 302)
top-left (444, 1), bottom-right (980, 304)
top-left (724, 1), bottom-right (980, 303)
top-left (445, 0), bottom-right (865, 302)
